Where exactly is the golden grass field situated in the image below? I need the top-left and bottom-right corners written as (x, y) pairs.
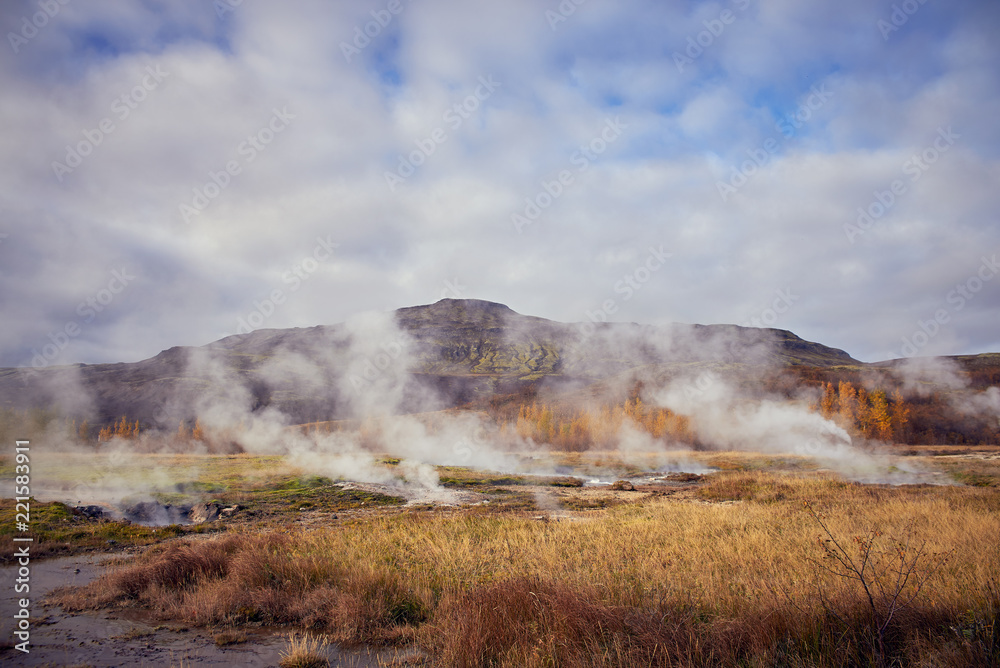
top-left (4, 447), bottom-right (999, 666)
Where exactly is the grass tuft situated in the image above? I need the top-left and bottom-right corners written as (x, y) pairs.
top-left (213, 628), bottom-right (247, 646)
top-left (278, 633), bottom-right (330, 668)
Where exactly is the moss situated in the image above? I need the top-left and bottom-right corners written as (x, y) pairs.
top-left (952, 472), bottom-right (993, 487)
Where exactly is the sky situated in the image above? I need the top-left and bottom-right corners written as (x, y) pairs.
top-left (0, 0), bottom-right (998, 368)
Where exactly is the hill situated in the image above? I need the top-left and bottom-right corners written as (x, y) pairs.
top-left (0, 298), bottom-right (929, 429)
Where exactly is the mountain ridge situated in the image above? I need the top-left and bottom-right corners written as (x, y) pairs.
top-left (2, 298), bottom-right (989, 429)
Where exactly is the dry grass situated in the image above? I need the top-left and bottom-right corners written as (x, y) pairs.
top-left (213, 627), bottom-right (247, 646)
top-left (54, 471), bottom-right (1000, 666)
top-left (279, 633), bottom-right (330, 668)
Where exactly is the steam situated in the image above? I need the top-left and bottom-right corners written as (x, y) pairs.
top-left (612, 420), bottom-right (711, 475)
top-left (170, 308), bottom-right (951, 488)
top-left (649, 371), bottom-right (851, 455)
top-left (187, 311), bottom-right (457, 495)
top-left (892, 356), bottom-right (1000, 425)
top-left (962, 387), bottom-right (1000, 418)
top-left (11, 300), bottom-right (970, 516)
top-left (550, 320), bottom-right (917, 482)
top-left (892, 356), bottom-right (968, 397)
top-left (168, 310), bottom-right (546, 500)
top-left (643, 370), bottom-right (929, 483)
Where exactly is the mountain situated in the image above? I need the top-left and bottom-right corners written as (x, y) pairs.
top-left (0, 299), bottom-right (869, 427)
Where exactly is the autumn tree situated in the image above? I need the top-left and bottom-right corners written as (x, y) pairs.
top-left (820, 382), bottom-right (837, 418)
top-left (838, 381), bottom-right (858, 427)
top-left (867, 389), bottom-right (893, 441)
top-left (890, 389), bottom-right (910, 443)
top-left (98, 415), bottom-right (140, 441)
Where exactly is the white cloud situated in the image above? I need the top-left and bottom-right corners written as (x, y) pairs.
top-left (0, 0), bottom-right (998, 368)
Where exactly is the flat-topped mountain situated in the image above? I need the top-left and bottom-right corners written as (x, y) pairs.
top-left (0, 299), bottom-right (897, 428)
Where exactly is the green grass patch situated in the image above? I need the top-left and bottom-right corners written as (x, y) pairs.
top-left (209, 476), bottom-right (405, 518)
top-left (437, 466), bottom-right (584, 489)
top-left (0, 499), bottom-right (190, 563)
top-left (951, 471), bottom-right (994, 487)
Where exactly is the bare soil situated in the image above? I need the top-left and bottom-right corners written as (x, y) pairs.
top-left (0, 553), bottom-right (422, 666)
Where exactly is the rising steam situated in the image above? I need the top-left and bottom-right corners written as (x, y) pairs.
top-left (14, 302), bottom-right (965, 513)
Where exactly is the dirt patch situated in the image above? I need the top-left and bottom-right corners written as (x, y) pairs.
top-left (0, 553), bottom-right (423, 666)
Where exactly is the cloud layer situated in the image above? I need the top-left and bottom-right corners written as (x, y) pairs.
top-left (1, 0), bottom-right (998, 367)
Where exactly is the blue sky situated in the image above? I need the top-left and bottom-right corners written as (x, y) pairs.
top-left (1, 0), bottom-right (998, 367)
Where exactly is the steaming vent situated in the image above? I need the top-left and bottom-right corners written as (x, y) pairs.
top-left (75, 501), bottom-right (233, 526)
top-left (581, 471), bottom-right (707, 487)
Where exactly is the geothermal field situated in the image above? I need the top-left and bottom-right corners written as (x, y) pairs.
top-left (1, 301), bottom-right (999, 666)
top-left (4, 2), bottom-right (1000, 666)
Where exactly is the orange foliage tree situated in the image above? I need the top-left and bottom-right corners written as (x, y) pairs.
top-left (818, 382), bottom-right (908, 442)
top-left (98, 415), bottom-right (140, 441)
top-left (512, 399), bottom-right (694, 451)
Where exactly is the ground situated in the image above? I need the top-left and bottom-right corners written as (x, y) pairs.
top-left (0, 445), bottom-right (998, 666)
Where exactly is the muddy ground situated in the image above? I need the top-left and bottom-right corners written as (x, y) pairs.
top-left (0, 552), bottom-right (426, 667)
